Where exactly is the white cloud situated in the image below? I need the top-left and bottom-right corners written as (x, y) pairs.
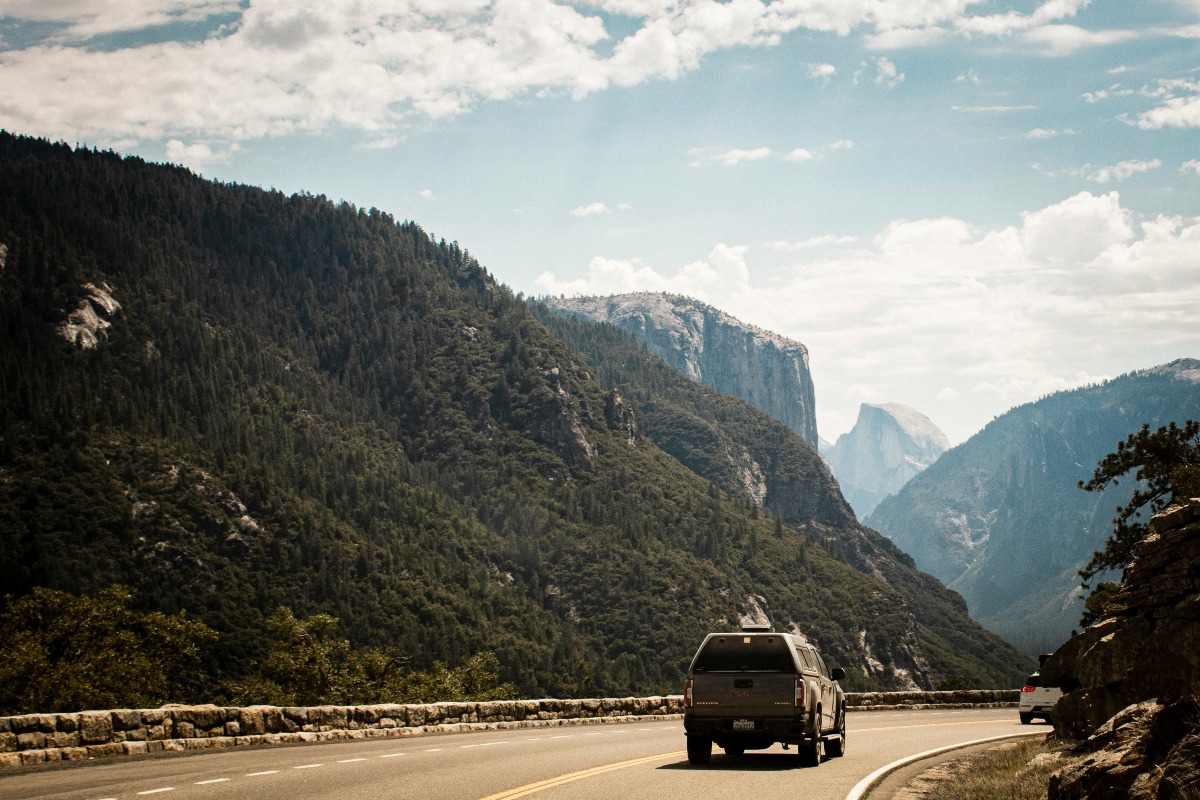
top-left (0, 0), bottom-right (1116, 149)
top-left (1019, 24), bottom-right (1139, 56)
top-left (1085, 159), bottom-right (1163, 184)
top-left (2, 0), bottom-right (241, 41)
top-left (807, 63), bottom-right (836, 81)
top-left (766, 235), bottom-right (859, 251)
top-left (534, 191), bottom-right (1200, 442)
top-left (165, 138), bottom-right (232, 170)
top-left (571, 202), bottom-right (610, 217)
top-left (702, 147), bottom-right (771, 166)
top-left (786, 148), bottom-right (815, 162)
top-left (856, 56), bottom-right (905, 88)
top-left (1132, 78), bottom-right (1200, 129)
top-left (1182, 160), bottom-right (1200, 176)
top-left (1024, 128), bottom-right (1074, 138)
top-left (420, 188), bottom-right (434, 199)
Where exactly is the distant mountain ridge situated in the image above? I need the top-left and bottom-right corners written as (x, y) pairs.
top-left (542, 293), bottom-right (818, 448)
top-left (824, 403), bottom-right (950, 519)
top-left (866, 359), bottom-right (1200, 655)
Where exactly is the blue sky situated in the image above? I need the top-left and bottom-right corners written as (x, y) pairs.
top-left (2, 0), bottom-right (1198, 443)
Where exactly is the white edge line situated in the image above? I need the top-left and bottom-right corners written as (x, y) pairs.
top-left (195, 778), bottom-right (231, 784)
top-left (844, 730), bottom-right (1048, 800)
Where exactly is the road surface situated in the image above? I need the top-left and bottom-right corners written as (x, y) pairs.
top-left (1, 707), bottom-right (1050, 800)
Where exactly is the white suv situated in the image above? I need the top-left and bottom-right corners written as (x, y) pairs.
top-left (1019, 671), bottom-right (1061, 724)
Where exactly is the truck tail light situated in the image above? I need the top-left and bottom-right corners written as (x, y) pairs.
top-left (684, 677), bottom-right (693, 708)
top-left (795, 678), bottom-right (805, 708)
top-left (1021, 685), bottom-right (1035, 693)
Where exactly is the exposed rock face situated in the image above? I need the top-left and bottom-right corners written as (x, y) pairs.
top-left (58, 282), bottom-right (121, 349)
top-left (824, 403), bottom-right (949, 519)
top-left (543, 293), bottom-right (818, 449)
top-left (866, 359), bottom-right (1200, 656)
top-left (528, 366), bottom-right (596, 471)
top-left (1047, 698), bottom-right (1200, 800)
top-left (1040, 499), bottom-right (1200, 740)
top-left (1039, 497), bottom-right (1200, 799)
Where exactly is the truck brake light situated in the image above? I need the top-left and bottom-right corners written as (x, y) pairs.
top-left (795, 678), bottom-right (805, 708)
top-left (1021, 685), bottom-right (1036, 693)
top-left (684, 677), bottom-right (693, 708)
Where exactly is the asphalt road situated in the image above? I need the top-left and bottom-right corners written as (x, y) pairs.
top-left (0, 708), bottom-right (1049, 800)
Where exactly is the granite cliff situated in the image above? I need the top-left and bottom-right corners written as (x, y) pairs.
top-left (542, 293), bottom-right (818, 448)
top-left (824, 403), bottom-right (949, 519)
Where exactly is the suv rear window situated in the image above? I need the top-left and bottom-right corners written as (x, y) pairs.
top-left (691, 635), bottom-right (798, 672)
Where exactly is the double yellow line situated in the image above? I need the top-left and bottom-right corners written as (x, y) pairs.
top-left (477, 750), bottom-right (685, 800)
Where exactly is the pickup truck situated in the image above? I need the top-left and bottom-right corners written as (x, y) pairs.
top-left (683, 624), bottom-right (846, 766)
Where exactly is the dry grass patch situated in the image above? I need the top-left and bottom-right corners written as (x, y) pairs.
top-left (905, 736), bottom-right (1069, 800)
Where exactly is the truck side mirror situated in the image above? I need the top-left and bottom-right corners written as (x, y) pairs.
top-left (831, 667), bottom-right (845, 681)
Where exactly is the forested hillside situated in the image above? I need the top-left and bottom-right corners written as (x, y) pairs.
top-left (0, 133), bottom-right (1029, 707)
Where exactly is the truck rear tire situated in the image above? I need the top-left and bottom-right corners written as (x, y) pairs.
top-left (825, 710), bottom-right (846, 757)
top-left (687, 735), bottom-right (712, 765)
top-left (797, 735), bottom-right (821, 767)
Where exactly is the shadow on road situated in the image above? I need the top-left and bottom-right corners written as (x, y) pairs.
top-left (658, 752), bottom-right (818, 772)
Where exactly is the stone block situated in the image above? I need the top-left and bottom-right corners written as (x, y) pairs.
top-left (238, 709), bottom-right (265, 736)
top-left (122, 741), bottom-right (148, 755)
top-left (60, 747), bottom-right (89, 761)
top-left (7, 716), bottom-right (38, 734)
top-left (46, 731), bottom-right (80, 749)
top-left (0, 732), bottom-right (16, 752)
top-left (19, 750), bottom-right (46, 765)
top-left (78, 712), bottom-right (113, 744)
top-left (86, 743), bottom-right (125, 759)
top-left (17, 732), bottom-right (46, 750)
top-left (141, 709), bottom-right (166, 726)
top-left (111, 710), bottom-right (141, 731)
top-left (224, 721), bottom-right (241, 737)
top-left (56, 714), bottom-right (79, 733)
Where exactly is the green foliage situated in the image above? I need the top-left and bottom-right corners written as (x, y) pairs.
top-left (1079, 420), bottom-right (1200, 588)
top-left (0, 586), bottom-right (216, 715)
top-left (230, 608), bottom-right (515, 706)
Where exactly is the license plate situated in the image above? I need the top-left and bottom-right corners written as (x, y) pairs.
top-left (732, 719), bottom-right (755, 731)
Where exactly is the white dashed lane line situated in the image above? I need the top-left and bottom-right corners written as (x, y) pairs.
top-left (95, 728), bottom-right (640, 798)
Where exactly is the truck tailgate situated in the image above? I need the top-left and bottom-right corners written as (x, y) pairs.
top-left (691, 673), bottom-right (796, 717)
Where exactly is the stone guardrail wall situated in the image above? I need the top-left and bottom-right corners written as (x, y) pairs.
top-left (1, 690), bottom-right (1018, 768)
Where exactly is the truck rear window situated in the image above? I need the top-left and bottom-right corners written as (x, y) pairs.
top-left (691, 636), bottom-right (798, 672)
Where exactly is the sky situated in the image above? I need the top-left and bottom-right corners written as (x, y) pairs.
top-left (2, 0), bottom-right (1198, 444)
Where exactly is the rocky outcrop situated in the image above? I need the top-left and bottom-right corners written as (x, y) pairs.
top-left (543, 293), bottom-right (818, 448)
top-left (528, 366), bottom-right (596, 471)
top-left (58, 282), bottom-right (121, 349)
top-left (1047, 698), bottom-right (1200, 800)
top-left (1038, 499), bottom-right (1200, 798)
top-left (824, 403), bottom-right (949, 519)
top-left (1040, 499), bottom-right (1200, 739)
